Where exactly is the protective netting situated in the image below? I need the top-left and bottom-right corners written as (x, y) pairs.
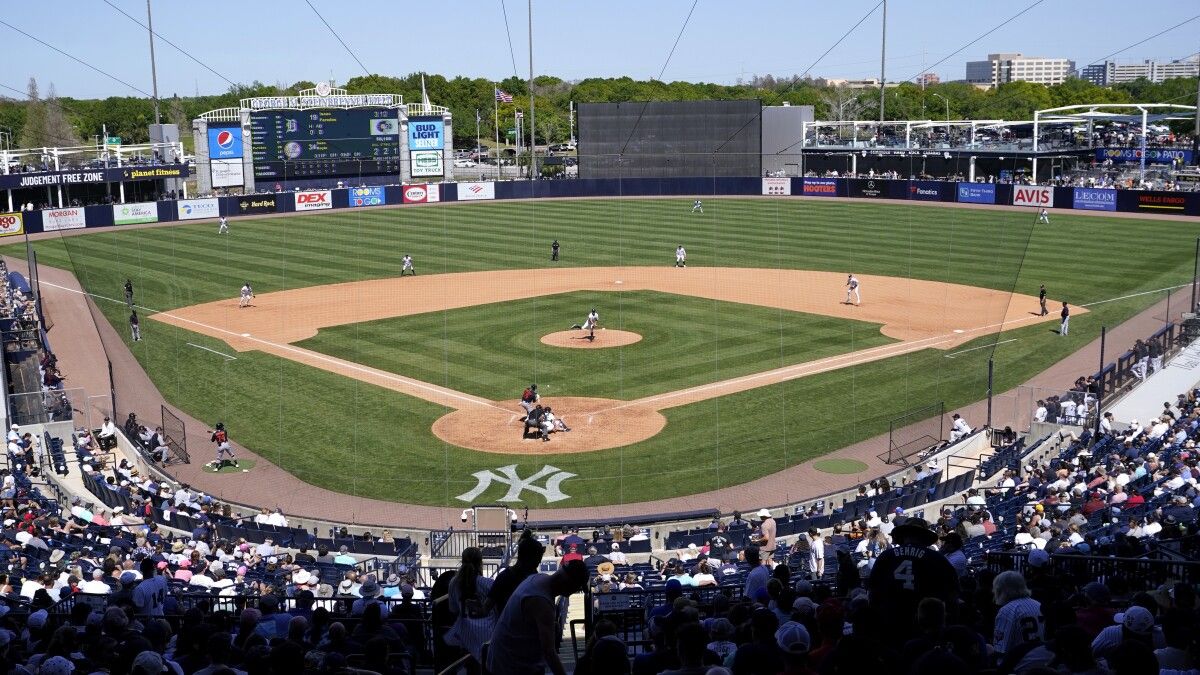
top-left (14, 146), bottom-right (1197, 529)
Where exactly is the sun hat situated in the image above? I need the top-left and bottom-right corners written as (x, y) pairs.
top-left (292, 570), bottom-right (311, 586)
top-left (890, 517), bottom-right (938, 547)
top-left (757, 509), bottom-right (772, 518)
top-left (359, 580), bottom-right (381, 598)
top-left (597, 561), bottom-right (615, 576)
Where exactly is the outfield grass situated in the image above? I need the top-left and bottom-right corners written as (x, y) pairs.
top-left (7, 198), bottom-right (1195, 507)
top-left (296, 290), bottom-right (895, 401)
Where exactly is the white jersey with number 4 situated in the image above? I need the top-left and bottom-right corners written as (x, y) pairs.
top-left (993, 597), bottom-right (1044, 657)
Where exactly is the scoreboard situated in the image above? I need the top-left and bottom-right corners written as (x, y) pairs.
top-left (250, 108), bottom-right (402, 180)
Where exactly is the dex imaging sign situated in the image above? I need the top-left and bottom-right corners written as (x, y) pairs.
top-left (1012, 185), bottom-right (1054, 208)
top-left (294, 190), bottom-right (332, 211)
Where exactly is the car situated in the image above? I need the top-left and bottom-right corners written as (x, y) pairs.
top-left (548, 143), bottom-right (577, 152)
top-left (453, 159), bottom-right (477, 168)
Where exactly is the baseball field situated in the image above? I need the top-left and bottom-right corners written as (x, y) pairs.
top-left (8, 197), bottom-right (1195, 508)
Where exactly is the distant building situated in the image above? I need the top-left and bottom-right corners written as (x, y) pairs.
top-left (914, 73), bottom-right (940, 87)
top-left (964, 53), bottom-right (1076, 87)
top-left (1080, 56), bottom-right (1200, 86)
top-left (817, 78), bottom-right (901, 90)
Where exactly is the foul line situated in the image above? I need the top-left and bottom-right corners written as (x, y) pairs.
top-left (187, 343), bottom-right (237, 360)
top-left (944, 338), bottom-right (1018, 359)
top-left (1080, 283), bottom-right (1192, 308)
top-left (36, 280), bottom-right (508, 414)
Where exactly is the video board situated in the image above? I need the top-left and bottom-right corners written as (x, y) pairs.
top-left (250, 108), bottom-right (402, 179)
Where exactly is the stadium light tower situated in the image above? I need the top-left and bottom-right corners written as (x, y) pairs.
top-left (528, 0), bottom-right (538, 179)
top-left (878, 0), bottom-right (887, 122)
top-left (146, 0), bottom-right (161, 124)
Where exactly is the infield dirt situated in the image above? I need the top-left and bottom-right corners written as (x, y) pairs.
top-left (151, 266), bottom-right (1075, 454)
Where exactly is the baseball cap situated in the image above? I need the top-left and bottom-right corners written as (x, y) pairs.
top-left (775, 621), bottom-right (812, 654)
top-left (1115, 606), bottom-right (1155, 634)
top-left (1027, 549), bottom-right (1051, 568)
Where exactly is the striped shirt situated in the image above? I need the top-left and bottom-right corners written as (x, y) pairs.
top-left (993, 597), bottom-right (1044, 657)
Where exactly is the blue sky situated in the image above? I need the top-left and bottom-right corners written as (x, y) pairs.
top-left (0, 1), bottom-right (1196, 99)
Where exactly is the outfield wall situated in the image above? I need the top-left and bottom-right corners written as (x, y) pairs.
top-left (13, 178), bottom-right (1200, 234)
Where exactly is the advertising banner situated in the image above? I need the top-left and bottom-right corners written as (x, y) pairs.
top-left (206, 126), bottom-right (243, 160)
top-left (801, 177), bottom-right (838, 197)
top-left (211, 159), bottom-right (245, 188)
top-left (847, 178), bottom-right (888, 198)
top-left (348, 187), bottom-right (386, 207)
top-left (113, 202), bottom-right (159, 225)
top-left (411, 150), bottom-right (444, 177)
top-left (0, 163), bottom-right (189, 190)
top-left (408, 118), bottom-right (445, 150)
top-left (1124, 191), bottom-right (1189, 214)
top-left (402, 184), bottom-right (441, 204)
top-left (1012, 185), bottom-right (1054, 208)
top-left (0, 213), bottom-right (23, 237)
top-left (177, 198), bottom-right (221, 220)
top-left (1095, 148), bottom-right (1193, 165)
top-left (761, 177), bottom-right (791, 196)
top-left (908, 180), bottom-right (946, 201)
top-left (956, 183), bottom-right (995, 204)
top-left (1072, 187), bottom-right (1117, 212)
top-left (294, 190), bottom-right (333, 211)
top-left (42, 207), bottom-right (86, 231)
top-left (236, 195), bottom-right (277, 215)
top-left (457, 182), bottom-right (496, 201)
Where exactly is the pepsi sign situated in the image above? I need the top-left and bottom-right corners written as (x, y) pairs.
top-left (207, 126), bottom-right (243, 160)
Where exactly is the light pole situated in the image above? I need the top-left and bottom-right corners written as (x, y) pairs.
top-left (931, 93), bottom-right (950, 143)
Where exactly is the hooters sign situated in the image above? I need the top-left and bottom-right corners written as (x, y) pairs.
top-left (0, 213), bottom-right (22, 237)
top-left (294, 190), bottom-right (332, 211)
top-left (1012, 185), bottom-right (1054, 208)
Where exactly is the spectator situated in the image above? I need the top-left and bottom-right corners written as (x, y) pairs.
top-left (487, 559), bottom-right (589, 675)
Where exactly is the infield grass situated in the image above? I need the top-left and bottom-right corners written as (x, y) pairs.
top-left (296, 290), bottom-right (895, 401)
top-left (7, 198), bottom-right (1196, 507)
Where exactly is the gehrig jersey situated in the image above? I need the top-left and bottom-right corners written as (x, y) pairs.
top-left (868, 545), bottom-right (959, 622)
top-left (993, 598), bottom-right (1044, 656)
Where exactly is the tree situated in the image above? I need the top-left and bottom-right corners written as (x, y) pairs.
top-left (18, 77), bottom-right (46, 149)
top-left (168, 95), bottom-right (188, 132)
top-left (820, 86), bottom-right (866, 122)
top-left (43, 84), bottom-right (81, 147)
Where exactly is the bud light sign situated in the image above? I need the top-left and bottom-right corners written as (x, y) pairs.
top-left (207, 126), bottom-right (243, 160)
top-left (1072, 187), bottom-right (1116, 212)
top-left (408, 118), bottom-right (444, 150)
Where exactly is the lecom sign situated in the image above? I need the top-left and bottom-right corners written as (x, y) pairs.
top-left (294, 190), bottom-right (333, 211)
top-left (1012, 185), bottom-right (1054, 208)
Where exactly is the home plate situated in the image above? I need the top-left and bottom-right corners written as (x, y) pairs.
top-left (615, 280), bottom-right (623, 284)
top-left (953, 329), bottom-right (964, 334)
top-left (241, 333), bottom-right (251, 337)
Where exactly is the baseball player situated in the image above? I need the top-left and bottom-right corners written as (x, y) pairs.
top-left (519, 384), bottom-right (540, 418)
top-left (239, 282), bottom-right (254, 308)
top-left (551, 240), bottom-right (560, 262)
top-left (401, 254), bottom-right (415, 276)
top-left (210, 422), bottom-right (239, 469)
top-left (692, 199), bottom-right (703, 213)
top-left (845, 274), bottom-right (861, 305)
top-left (1037, 208), bottom-right (1050, 225)
top-left (129, 311), bottom-right (141, 342)
top-left (675, 245), bottom-right (687, 268)
top-left (1060, 302), bottom-right (1070, 336)
top-left (571, 308), bottom-right (600, 341)
top-left (218, 216), bottom-right (229, 234)
top-left (1038, 284), bottom-right (1048, 316)
top-left (123, 279), bottom-right (134, 309)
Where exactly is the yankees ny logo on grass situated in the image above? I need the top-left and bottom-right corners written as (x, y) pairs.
top-left (456, 464), bottom-right (576, 503)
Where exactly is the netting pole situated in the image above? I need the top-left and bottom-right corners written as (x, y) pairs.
top-left (1191, 237), bottom-right (1198, 314)
top-left (1094, 326), bottom-right (1106, 440)
top-left (986, 358), bottom-right (994, 429)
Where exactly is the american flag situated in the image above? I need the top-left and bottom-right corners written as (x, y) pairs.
top-left (495, 88), bottom-right (513, 103)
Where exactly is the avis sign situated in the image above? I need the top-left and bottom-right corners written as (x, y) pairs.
top-left (1012, 185), bottom-right (1054, 208)
top-left (456, 464), bottom-right (577, 503)
top-left (294, 190), bottom-right (332, 211)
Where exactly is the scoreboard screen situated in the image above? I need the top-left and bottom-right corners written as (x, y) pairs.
top-left (250, 108), bottom-right (402, 180)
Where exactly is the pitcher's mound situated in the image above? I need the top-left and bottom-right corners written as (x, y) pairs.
top-left (432, 396), bottom-right (666, 454)
top-left (541, 329), bottom-right (642, 348)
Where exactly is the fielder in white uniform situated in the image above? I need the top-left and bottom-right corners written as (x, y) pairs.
top-left (1037, 208), bottom-right (1050, 224)
top-left (692, 199), bottom-right (703, 213)
top-left (401, 254), bottom-right (415, 276)
top-left (218, 216), bottom-right (229, 234)
top-left (571, 309), bottom-right (600, 341)
top-left (675, 245), bottom-right (687, 268)
top-left (845, 274), bottom-right (861, 305)
top-left (239, 283), bottom-right (254, 308)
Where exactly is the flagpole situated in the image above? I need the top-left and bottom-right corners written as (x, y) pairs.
top-left (476, 108), bottom-right (481, 179)
top-left (494, 87), bottom-right (501, 181)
